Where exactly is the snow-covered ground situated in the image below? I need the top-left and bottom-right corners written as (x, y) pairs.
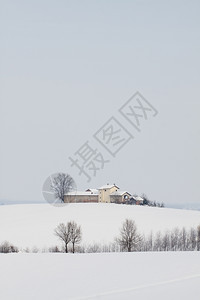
top-left (1, 204), bottom-right (200, 300)
top-left (0, 203), bottom-right (200, 249)
top-left (1, 252), bottom-right (200, 300)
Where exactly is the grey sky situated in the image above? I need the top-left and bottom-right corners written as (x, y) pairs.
top-left (0, 0), bottom-right (200, 207)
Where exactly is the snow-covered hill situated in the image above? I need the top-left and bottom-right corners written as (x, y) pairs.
top-left (1, 252), bottom-right (200, 300)
top-left (0, 203), bottom-right (200, 250)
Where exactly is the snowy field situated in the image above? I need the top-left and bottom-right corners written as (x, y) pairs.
top-left (1, 252), bottom-right (200, 300)
top-left (1, 204), bottom-right (200, 300)
top-left (0, 203), bottom-right (200, 249)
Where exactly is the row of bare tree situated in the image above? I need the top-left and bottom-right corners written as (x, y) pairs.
top-left (116, 220), bottom-right (200, 252)
top-left (141, 226), bottom-right (200, 252)
top-left (1, 220), bottom-right (200, 253)
top-left (53, 219), bottom-right (200, 253)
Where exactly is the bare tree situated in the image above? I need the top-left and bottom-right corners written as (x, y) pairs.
top-left (48, 246), bottom-right (60, 253)
top-left (153, 231), bottom-right (162, 251)
top-left (0, 241), bottom-right (18, 253)
top-left (189, 227), bottom-right (197, 250)
top-left (116, 219), bottom-right (141, 252)
top-left (144, 232), bottom-right (153, 251)
top-left (141, 193), bottom-right (150, 206)
top-left (86, 243), bottom-right (102, 253)
top-left (170, 227), bottom-right (180, 251)
top-left (197, 225), bottom-right (200, 251)
top-left (69, 221), bottom-right (82, 253)
top-left (51, 173), bottom-right (76, 203)
top-left (54, 223), bottom-right (72, 253)
top-left (54, 221), bottom-right (82, 253)
top-left (180, 227), bottom-right (187, 251)
top-left (162, 231), bottom-right (170, 251)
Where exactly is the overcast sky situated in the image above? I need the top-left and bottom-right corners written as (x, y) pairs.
top-left (0, 0), bottom-right (200, 207)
